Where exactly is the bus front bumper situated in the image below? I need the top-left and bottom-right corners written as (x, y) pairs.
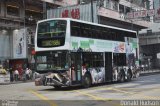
top-left (44, 78), bottom-right (67, 86)
top-left (35, 75), bottom-right (70, 87)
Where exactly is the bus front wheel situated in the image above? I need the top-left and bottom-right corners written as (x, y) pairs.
top-left (82, 74), bottom-right (92, 88)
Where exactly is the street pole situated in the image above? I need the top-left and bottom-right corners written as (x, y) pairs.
top-left (43, 2), bottom-right (47, 19)
top-left (23, 0), bottom-right (25, 30)
top-left (23, 0), bottom-right (28, 69)
top-left (91, 0), bottom-right (94, 22)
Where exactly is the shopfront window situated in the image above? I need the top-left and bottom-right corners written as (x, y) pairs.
top-left (7, 5), bottom-right (19, 16)
top-left (106, 0), bottom-right (111, 9)
top-left (112, 1), bottom-right (118, 11)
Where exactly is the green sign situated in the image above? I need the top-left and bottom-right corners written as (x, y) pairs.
top-left (89, 39), bottom-right (94, 45)
top-left (80, 41), bottom-right (90, 48)
top-left (72, 42), bottom-right (78, 48)
top-left (132, 42), bottom-right (137, 48)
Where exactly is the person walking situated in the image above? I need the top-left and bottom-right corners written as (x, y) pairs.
top-left (25, 68), bottom-right (30, 80)
top-left (14, 69), bottom-right (19, 81)
top-left (9, 68), bottom-right (14, 82)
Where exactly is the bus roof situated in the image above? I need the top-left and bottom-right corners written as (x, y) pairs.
top-left (37, 18), bottom-right (136, 33)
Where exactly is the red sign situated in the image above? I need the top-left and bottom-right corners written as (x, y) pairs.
top-left (141, 11), bottom-right (147, 17)
top-left (62, 10), bottom-right (69, 18)
top-left (61, 8), bottom-right (80, 19)
top-left (126, 9), bottom-right (155, 19)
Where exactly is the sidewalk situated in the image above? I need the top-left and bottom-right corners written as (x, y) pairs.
top-left (140, 69), bottom-right (160, 76)
top-left (1, 69), bottom-right (160, 85)
top-left (0, 80), bottom-right (34, 85)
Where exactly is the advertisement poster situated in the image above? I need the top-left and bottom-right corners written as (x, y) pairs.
top-left (113, 42), bottom-right (125, 53)
top-left (71, 37), bottom-right (113, 52)
top-left (71, 37), bottom-right (126, 53)
top-left (125, 37), bottom-right (138, 67)
top-left (13, 28), bottom-right (27, 59)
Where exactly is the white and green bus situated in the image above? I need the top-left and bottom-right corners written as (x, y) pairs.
top-left (35, 18), bottom-right (140, 88)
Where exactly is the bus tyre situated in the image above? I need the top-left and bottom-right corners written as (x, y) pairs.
top-left (119, 71), bottom-right (125, 83)
top-left (83, 74), bottom-right (92, 88)
top-left (53, 85), bottom-right (61, 89)
top-left (127, 70), bottom-right (132, 82)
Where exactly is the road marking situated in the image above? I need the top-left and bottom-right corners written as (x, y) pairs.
top-left (74, 87), bottom-right (135, 96)
top-left (75, 86), bottom-right (160, 100)
top-left (110, 87), bottom-right (135, 95)
top-left (89, 85), bottom-right (160, 100)
top-left (136, 88), bottom-right (160, 100)
top-left (110, 87), bottom-right (159, 100)
top-left (29, 89), bottom-right (58, 106)
top-left (74, 90), bottom-right (121, 106)
top-left (74, 90), bottom-right (107, 101)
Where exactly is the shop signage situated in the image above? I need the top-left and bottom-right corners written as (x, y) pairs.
top-left (47, 3), bottom-right (98, 23)
top-left (126, 9), bottom-right (155, 19)
top-left (0, 74), bottom-right (10, 83)
top-left (61, 8), bottom-right (80, 19)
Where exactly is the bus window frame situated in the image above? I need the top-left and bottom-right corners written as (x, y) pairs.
top-left (70, 21), bottom-right (137, 41)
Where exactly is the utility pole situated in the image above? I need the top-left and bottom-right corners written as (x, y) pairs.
top-left (91, 0), bottom-right (94, 22)
top-left (43, 2), bottom-right (47, 19)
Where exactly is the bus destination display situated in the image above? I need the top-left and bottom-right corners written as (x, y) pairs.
top-left (42, 40), bottom-right (61, 47)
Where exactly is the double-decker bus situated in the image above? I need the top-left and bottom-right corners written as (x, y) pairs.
top-left (34, 18), bottom-right (140, 88)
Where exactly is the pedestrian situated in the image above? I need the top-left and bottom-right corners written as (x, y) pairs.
top-left (9, 68), bottom-right (14, 82)
top-left (25, 68), bottom-right (30, 80)
top-left (14, 69), bottom-right (19, 81)
top-left (29, 68), bottom-right (32, 80)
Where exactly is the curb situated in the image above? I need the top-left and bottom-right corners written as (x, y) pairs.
top-left (140, 70), bottom-right (160, 76)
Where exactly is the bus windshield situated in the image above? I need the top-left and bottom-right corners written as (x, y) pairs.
top-left (36, 51), bottom-right (69, 72)
top-left (37, 20), bottom-right (67, 47)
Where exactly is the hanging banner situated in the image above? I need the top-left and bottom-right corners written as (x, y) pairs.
top-left (47, 3), bottom-right (98, 23)
top-left (13, 28), bottom-right (27, 59)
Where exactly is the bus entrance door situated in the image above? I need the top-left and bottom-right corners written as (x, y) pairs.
top-left (105, 52), bottom-right (112, 82)
top-left (71, 52), bottom-right (82, 85)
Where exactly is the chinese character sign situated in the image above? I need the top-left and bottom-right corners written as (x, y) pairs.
top-left (126, 10), bottom-right (155, 19)
top-left (61, 8), bottom-right (80, 19)
top-left (62, 10), bottom-right (69, 18)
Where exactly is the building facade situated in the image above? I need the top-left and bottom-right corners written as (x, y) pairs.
top-left (139, 23), bottom-right (160, 69)
top-left (139, 0), bottom-right (160, 69)
top-left (0, 0), bottom-right (152, 72)
top-left (0, 0), bottom-right (60, 71)
top-left (48, 0), bottom-right (151, 31)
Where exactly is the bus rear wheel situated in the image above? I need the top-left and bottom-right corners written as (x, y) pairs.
top-left (83, 74), bottom-right (92, 88)
top-left (119, 71), bottom-right (125, 82)
top-left (127, 70), bottom-right (132, 81)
